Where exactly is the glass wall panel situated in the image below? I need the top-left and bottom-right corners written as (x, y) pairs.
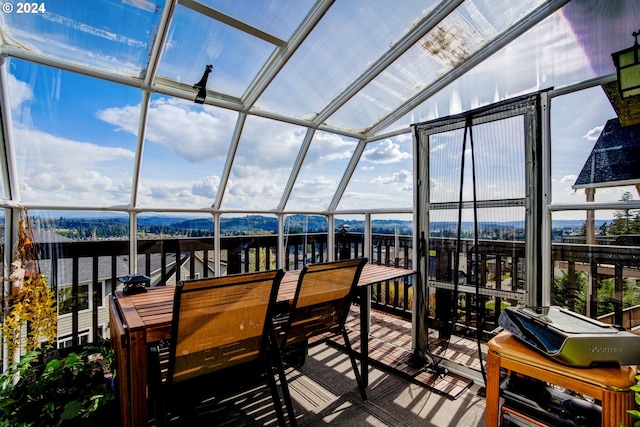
top-left (335, 214), bottom-right (365, 260)
top-left (371, 214), bottom-right (413, 268)
top-left (220, 214), bottom-right (277, 274)
top-left (27, 210), bottom-right (130, 344)
top-left (136, 212), bottom-right (214, 284)
top-left (138, 94), bottom-right (235, 208)
top-left (284, 214), bottom-right (328, 269)
top-left (223, 115), bottom-right (305, 210)
top-left (551, 86), bottom-right (628, 205)
top-left (550, 210), bottom-right (640, 322)
top-left (9, 60), bottom-right (140, 206)
top-left (287, 132), bottom-right (358, 211)
top-left (338, 135), bottom-right (413, 210)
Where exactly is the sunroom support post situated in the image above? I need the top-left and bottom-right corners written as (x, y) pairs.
top-left (2, 208), bottom-right (18, 368)
top-left (214, 212), bottom-right (221, 276)
top-left (540, 91), bottom-right (552, 306)
top-left (327, 215), bottom-right (335, 262)
top-left (277, 214), bottom-right (285, 269)
top-left (524, 95), bottom-right (544, 307)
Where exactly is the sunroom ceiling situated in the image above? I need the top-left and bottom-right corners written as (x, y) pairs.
top-left (0, 0), bottom-right (638, 213)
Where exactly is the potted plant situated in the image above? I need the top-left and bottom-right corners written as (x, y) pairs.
top-left (0, 342), bottom-right (116, 427)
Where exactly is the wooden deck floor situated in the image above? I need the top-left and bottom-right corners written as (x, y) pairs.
top-left (328, 307), bottom-right (486, 399)
top-left (155, 308), bottom-right (488, 426)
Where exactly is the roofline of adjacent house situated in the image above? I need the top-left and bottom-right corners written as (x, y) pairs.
top-left (572, 179), bottom-right (640, 190)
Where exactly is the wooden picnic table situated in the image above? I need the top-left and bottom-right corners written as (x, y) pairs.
top-left (109, 263), bottom-right (414, 427)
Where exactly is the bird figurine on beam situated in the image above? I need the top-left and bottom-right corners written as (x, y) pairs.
top-left (193, 64), bottom-right (213, 104)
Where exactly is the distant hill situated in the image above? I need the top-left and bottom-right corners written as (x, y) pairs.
top-left (31, 214), bottom-right (607, 239)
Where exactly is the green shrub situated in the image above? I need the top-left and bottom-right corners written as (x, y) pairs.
top-left (0, 342), bottom-right (116, 427)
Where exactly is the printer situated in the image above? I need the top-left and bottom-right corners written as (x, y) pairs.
top-left (498, 306), bottom-right (640, 367)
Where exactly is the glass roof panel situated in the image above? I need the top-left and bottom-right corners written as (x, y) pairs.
top-left (9, 59), bottom-right (140, 206)
top-left (199, 0), bottom-right (315, 41)
top-left (0, 0), bottom-right (162, 78)
top-left (222, 115), bottom-right (306, 210)
top-left (327, 0), bottom-right (546, 132)
top-left (138, 94), bottom-right (236, 208)
top-left (388, 1), bottom-right (640, 133)
top-left (156, 3), bottom-right (276, 98)
top-left (286, 131), bottom-right (358, 211)
top-left (337, 135), bottom-right (413, 210)
top-left (255, 0), bottom-right (441, 123)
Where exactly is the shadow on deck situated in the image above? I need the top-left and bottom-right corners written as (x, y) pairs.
top-left (164, 308), bottom-right (488, 426)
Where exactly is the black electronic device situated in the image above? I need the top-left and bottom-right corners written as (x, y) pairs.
top-left (500, 375), bottom-right (601, 427)
top-left (119, 274), bottom-right (150, 295)
top-left (498, 306), bottom-right (640, 367)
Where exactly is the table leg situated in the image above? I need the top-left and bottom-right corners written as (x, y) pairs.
top-left (485, 350), bottom-right (501, 427)
top-left (128, 330), bottom-right (149, 426)
top-left (109, 300), bottom-right (131, 427)
top-left (359, 287), bottom-right (371, 386)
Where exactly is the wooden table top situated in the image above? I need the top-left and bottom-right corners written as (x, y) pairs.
top-left (488, 331), bottom-right (637, 390)
top-left (114, 264), bottom-right (414, 343)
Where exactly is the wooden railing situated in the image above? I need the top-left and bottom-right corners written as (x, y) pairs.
top-left (31, 234), bottom-right (640, 353)
top-left (598, 304), bottom-right (640, 331)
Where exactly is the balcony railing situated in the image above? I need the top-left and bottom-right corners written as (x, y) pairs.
top-left (17, 233), bottom-right (640, 359)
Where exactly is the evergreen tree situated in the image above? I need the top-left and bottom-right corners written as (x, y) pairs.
top-left (598, 221), bottom-right (608, 235)
top-left (609, 191), bottom-right (639, 235)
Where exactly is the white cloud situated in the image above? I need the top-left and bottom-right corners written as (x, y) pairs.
top-left (372, 169), bottom-right (412, 188)
top-left (314, 132), bottom-right (357, 162)
top-left (98, 97), bottom-right (237, 163)
top-left (583, 125), bottom-right (604, 141)
top-left (560, 174), bottom-right (577, 183)
top-left (362, 140), bottom-right (411, 164)
top-left (234, 116), bottom-right (305, 168)
top-left (14, 128), bottom-right (135, 203)
top-left (192, 175), bottom-right (220, 199)
top-left (223, 165), bottom-right (285, 208)
top-left (7, 73), bottom-right (33, 112)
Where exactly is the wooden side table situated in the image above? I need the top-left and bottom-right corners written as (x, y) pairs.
top-left (486, 332), bottom-right (637, 427)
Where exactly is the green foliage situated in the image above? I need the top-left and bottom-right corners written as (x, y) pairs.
top-left (0, 343), bottom-right (116, 427)
top-left (626, 375), bottom-right (640, 427)
top-left (609, 192), bottom-right (640, 236)
top-left (3, 215), bottom-right (58, 360)
top-left (552, 269), bottom-right (640, 317)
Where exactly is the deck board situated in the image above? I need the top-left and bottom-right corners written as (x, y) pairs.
top-left (324, 307), bottom-right (480, 400)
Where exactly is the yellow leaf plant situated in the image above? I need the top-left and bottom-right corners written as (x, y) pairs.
top-left (2, 213), bottom-right (57, 360)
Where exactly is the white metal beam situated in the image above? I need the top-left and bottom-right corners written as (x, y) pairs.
top-left (0, 58), bottom-right (19, 202)
top-left (129, 91), bottom-right (151, 209)
top-left (327, 139), bottom-right (367, 212)
top-left (214, 113), bottom-right (246, 210)
top-left (243, 0), bottom-right (334, 107)
top-left (145, 0), bottom-right (178, 86)
top-left (278, 128), bottom-right (315, 211)
top-left (179, 0), bottom-right (286, 47)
